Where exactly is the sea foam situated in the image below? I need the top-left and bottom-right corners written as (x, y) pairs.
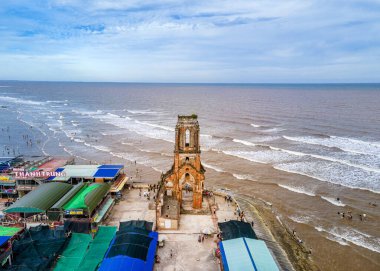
top-left (315, 226), bottom-right (380, 253)
top-left (278, 184), bottom-right (316, 197)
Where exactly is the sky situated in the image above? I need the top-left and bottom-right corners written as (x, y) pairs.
top-left (0, 0), bottom-right (379, 83)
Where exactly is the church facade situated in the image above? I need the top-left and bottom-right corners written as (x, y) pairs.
top-left (156, 115), bottom-right (206, 229)
top-left (164, 115), bottom-right (205, 209)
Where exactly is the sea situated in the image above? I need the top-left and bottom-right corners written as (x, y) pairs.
top-left (0, 81), bottom-right (379, 270)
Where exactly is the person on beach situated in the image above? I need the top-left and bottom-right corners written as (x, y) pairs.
top-left (170, 249), bottom-right (173, 258)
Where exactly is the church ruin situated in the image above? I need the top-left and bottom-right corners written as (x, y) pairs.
top-left (156, 115), bottom-right (206, 230)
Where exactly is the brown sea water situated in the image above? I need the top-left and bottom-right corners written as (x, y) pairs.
top-left (0, 82), bottom-right (379, 270)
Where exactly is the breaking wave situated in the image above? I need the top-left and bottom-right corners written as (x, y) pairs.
top-left (283, 135), bottom-right (380, 156)
top-left (315, 226), bottom-right (380, 253)
top-left (278, 184), bottom-right (316, 197)
top-left (289, 215), bottom-right (312, 224)
top-left (320, 196), bottom-right (346, 207)
top-left (232, 174), bottom-right (256, 181)
top-left (250, 123), bottom-right (262, 128)
top-left (0, 95), bottom-right (44, 106)
top-left (202, 162), bottom-right (225, 173)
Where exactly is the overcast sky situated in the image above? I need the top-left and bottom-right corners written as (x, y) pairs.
top-left (0, 0), bottom-right (379, 83)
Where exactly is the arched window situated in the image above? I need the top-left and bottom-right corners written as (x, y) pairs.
top-left (185, 129), bottom-right (190, 147)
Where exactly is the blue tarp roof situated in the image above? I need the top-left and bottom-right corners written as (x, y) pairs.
top-left (219, 237), bottom-right (279, 271)
top-left (94, 168), bottom-right (120, 178)
top-left (0, 157), bottom-right (15, 172)
top-left (99, 256), bottom-right (147, 271)
top-left (98, 165), bottom-right (123, 169)
top-left (99, 222), bottom-right (158, 271)
top-left (0, 236), bottom-right (10, 246)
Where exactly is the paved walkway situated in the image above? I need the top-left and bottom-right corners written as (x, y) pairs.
top-left (104, 188), bottom-right (155, 228)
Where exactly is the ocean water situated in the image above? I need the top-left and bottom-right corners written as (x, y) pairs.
top-left (0, 81), bottom-right (379, 270)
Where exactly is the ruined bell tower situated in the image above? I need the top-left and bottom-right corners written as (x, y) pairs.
top-left (164, 115), bottom-right (205, 209)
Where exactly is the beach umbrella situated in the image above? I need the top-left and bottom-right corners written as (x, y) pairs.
top-left (158, 234), bottom-right (168, 242)
top-left (202, 226), bottom-right (215, 235)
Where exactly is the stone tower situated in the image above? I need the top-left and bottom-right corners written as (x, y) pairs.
top-left (164, 115), bottom-right (205, 209)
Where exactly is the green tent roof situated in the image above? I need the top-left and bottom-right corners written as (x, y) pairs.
top-left (79, 226), bottom-right (117, 271)
top-left (54, 226), bottom-right (116, 271)
top-left (54, 233), bottom-right (92, 271)
top-left (63, 183), bottom-right (110, 213)
top-left (5, 182), bottom-right (73, 213)
top-left (51, 183), bottom-right (86, 210)
top-left (0, 225), bottom-right (22, 236)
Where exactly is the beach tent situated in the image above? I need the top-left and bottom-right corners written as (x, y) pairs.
top-left (54, 233), bottom-right (93, 271)
top-left (79, 226), bottom-right (117, 271)
top-left (99, 220), bottom-right (158, 271)
top-left (219, 237), bottom-right (279, 271)
top-left (4, 182), bottom-right (73, 213)
top-left (218, 220), bottom-right (257, 240)
top-left (5, 225), bottom-right (67, 271)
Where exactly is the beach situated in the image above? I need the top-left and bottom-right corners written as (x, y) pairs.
top-left (0, 81), bottom-right (379, 270)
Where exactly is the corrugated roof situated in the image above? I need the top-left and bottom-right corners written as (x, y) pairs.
top-left (53, 165), bottom-right (99, 181)
top-left (5, 182), bottom-right (73, 213)
top-left (98, 165), bottom-right (123, 169)
top-left (51, 182), bottom-right (86, 210)
top-left (49, 165), bottom-right (123, 181)
top-left (94, 168), bottom-right (120, 178)
top-left (220, 237), bottom-right (279, 271)
top-left (62, 183), bottom-right (110, 214)
top-left (85, 183), bottom-right (111, 213)
top-left (245, 238), bottom-right (279, 271)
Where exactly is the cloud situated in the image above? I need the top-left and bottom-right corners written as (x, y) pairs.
top-left (0, 0), bottom-right (379, 82)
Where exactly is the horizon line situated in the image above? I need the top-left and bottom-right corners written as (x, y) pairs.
top-left (1, 80), bottom-right (379, 85)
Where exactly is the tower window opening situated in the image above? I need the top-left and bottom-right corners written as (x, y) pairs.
top-left (185, 129), bottom-right (190, 147)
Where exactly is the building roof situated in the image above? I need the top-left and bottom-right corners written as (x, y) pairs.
top-left (0, 225), bottom-right (23, 245)
top-left (218, 220), bottom-right (257, 240)
top-left (110, 175), bottom-right (128, 193)
top-left (37, 158), bottom-right (70, 171)
top-left (219, 238), bottom-right (279, 271)
top-left (48, 164), bottom-right (123, 181)
top-left (50, 165), bottom-right (100, 181)
top-left (0, 156), bottom-right (17, 172)
top-left (63, 183), bottom-right (110, 213)
top-left (51, 182), bottom-right (86, 210)
top-left (0, 225), bottom-right (22, 236)
top-left (4, 182), bottom-right (73, 213)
